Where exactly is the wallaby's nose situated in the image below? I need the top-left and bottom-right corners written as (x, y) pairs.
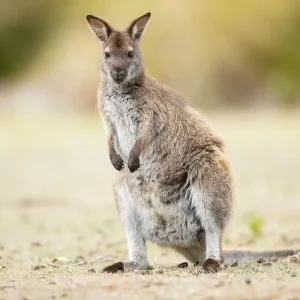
top-left (112, 68), bottom-right (125, 81)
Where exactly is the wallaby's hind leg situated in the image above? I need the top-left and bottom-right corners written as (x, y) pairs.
top-left (102, 182), bottom-right (149, 273)
top-left (191, 153), bottom-right (233, 273)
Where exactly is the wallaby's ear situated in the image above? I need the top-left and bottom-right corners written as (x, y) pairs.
top-left (126, 12), bottom-right (151, 42)
top-left (86, 15), bottom-right (114, 42)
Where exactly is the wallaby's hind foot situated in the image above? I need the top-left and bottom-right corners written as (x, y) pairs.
top-left (102, 261), bottom-right (151, 273)
top-left (202, 258), bottom-right (223, 273)
top-left (102, 261), bottom-right (124, 273)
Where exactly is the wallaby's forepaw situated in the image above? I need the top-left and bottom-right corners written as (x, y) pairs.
top-left (202, 258), bottom-right (223, 274)
top-left (128, 152), bottom-right (140, 173)
top-left (102, 261), bottom-right (150, 273)
top-left (110, 153), bottom-right (124, 171)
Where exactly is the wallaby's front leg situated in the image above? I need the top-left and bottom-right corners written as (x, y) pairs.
top-left (108, 136), bottom-right (124, 171)
top-left (128, 113), bottom-right (155, 173)
top-left (102, 183), bottom-right (149, 273)
top-left (104, 119), bottom-right (124, 171)
top-left (128, 140), bottom-right (142, 173)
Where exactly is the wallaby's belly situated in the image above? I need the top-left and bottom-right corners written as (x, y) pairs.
top-left (129, 180), bottom-right (204, 247)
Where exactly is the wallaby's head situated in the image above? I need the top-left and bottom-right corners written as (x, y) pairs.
top-left (86, 12), bottom-right (151, 85)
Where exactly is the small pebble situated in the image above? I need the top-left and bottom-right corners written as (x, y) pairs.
top-left (231, 261), bottom-right (239, 267)
top-left (33, 265), bottom-right (46, 271)
top-left (290, 256), bottom-right (298, 263)
top-left (88, 268), bottom-right (96, 273)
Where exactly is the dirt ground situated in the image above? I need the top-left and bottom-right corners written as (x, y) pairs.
top-left (0, 110), bottom-right (300, 300)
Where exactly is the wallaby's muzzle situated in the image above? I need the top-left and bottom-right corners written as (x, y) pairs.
top-left (112, 68), bottom-right (127, 84)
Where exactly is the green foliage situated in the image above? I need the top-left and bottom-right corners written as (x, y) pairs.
top-left (268, 12), bottom-right (300, 106)
top-left (0, 0), bottom-right (67, 78)
top-left (244, 212), bottom-right (264, 239)
top-left (0, 0), bottom-right (300, 106)
top-left (0, 19), bottom-right (46, 78)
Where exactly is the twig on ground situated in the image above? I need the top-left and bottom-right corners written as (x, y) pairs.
top-left (47, 263), bottom-right (60, 268)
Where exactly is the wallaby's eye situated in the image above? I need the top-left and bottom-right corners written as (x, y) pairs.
top-left (104, 52), bottom-right (110, 59)
top-left (128, 51), bottom-right (134, 59)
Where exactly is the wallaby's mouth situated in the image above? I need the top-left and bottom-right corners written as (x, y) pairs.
top-left (112, 77), bottom-right (126, 84)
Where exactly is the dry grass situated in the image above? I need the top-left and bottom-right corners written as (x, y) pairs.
top-left (0, 110), bottom-right (300, 300)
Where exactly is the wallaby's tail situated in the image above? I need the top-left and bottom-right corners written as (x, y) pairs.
top-left (223, 249), bottom-right (299, 264)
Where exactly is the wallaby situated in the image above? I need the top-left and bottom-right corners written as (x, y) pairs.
top-left (86, 12), bottom-right (299, 273)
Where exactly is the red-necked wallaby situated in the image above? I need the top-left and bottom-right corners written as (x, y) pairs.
top-left (86, 12), bottom-right (299, 273)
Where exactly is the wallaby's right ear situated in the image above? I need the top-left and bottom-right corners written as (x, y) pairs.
top-left (86, 15), bottom-right (114, 42)
top-left (126, 12), bottom-right (151, 42)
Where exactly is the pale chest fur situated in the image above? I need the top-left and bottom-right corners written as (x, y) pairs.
top-left (101, 91), bottom-right (142, 160)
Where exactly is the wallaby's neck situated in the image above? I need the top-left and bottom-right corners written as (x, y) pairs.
top-left (101, 72), bottom-right (146, 97)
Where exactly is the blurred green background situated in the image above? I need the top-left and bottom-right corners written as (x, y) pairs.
top-left (1, 0), bottom-right (300, 110)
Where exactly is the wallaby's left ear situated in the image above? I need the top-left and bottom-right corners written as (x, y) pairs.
top-left (126, 12), bottom-right (151, 42)
top-left (86, 15), bottom-right (114, 42)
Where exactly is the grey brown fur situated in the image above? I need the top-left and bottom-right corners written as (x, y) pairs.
top-left (86, 13), bottom-right (299, 273)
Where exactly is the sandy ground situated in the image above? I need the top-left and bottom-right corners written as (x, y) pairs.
top-left (0, 110), bottom-right (300, 300)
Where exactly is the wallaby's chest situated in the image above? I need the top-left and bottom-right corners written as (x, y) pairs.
top-left (102, 93), bottom-right (141, 158)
